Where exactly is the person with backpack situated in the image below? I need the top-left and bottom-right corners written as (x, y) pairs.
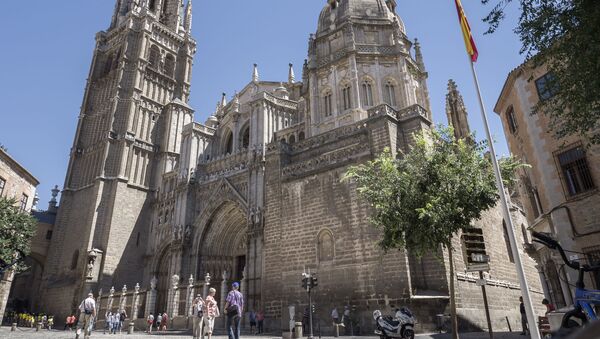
top-left (76, 293), bottom-right (96, 339)
top-left (224, 282), bottom-right (244, 339)
top-left (192, 294), bottom-right (205, 339)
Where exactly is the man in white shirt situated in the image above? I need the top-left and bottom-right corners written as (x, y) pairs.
top-left (192, 294), bottom-right (205, 339)
top-left (76, 293), bottom-right (96, 339)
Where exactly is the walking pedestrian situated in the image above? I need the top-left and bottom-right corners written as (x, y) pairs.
top-left (519, 297), bottom-right (529, 335)
top-left (256, 310), bottom-right (264, 334)
top-left (204, 288), bottom-right (219, 339)
top-left (156, 312), bottom-right (163, 332)
top-left (249, 310), bottom-right (257, 334)
top-left (161, 312), bottom-right (169, 331)
top-left (192, 294), bottom-right (205, 339)
top-left (112, 312), bottom-right (120, 334)
top-left (224, 282), bottom-right (244, 339)
top-left (331, 307), bottom-right (339, 325)
top-left (119, 310), bottom-right (127, 334)
top-left (343, 306), bottom-right (351, 335)
top-left (76, 293), bottom-right (96, 339)
top-left (147, 313), bottom-right (154, 333)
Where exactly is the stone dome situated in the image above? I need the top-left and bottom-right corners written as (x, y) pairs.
top-left (316, 0), bottom-right (401, 36)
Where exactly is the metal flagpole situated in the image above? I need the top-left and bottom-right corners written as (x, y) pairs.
top-left (468, 58), bottom-right (540, 339)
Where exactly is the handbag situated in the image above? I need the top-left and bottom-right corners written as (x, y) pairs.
top-left (226, 305), bottom-right (238, 317)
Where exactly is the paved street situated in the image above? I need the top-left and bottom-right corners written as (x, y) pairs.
top-left (0, 327), bottom-right (530, 339)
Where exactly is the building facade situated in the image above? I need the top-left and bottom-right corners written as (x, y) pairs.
top-left (38, 0), bottom-right (543, 332)
top-left (495, 62), bottom-right (600, 309)
top-left (0, 148), bottom-right (39, 324)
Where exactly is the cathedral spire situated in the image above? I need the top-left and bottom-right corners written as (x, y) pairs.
top-left (414, 38), bottom-right (426, 71)
top-left (288, 63), bottom-right (295, 84)
top-left (252, 64), bottom-right (259, 83)
top-left (184, 0), bottom-right (193, 35)
top-left (220, 92), bottom-right (228, 108)
top-left (446, 79), bottom-right (471, 141)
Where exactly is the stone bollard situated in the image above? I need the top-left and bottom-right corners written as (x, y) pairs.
top-left (36, 322), bottom-right (42, 331)
top-left (334, 323), bottom-right (340, 337)
top-left (128, 321), bottom-right (135, 334)
top-left (294, 322), bottom-right (303, 338)
top-left (11, 323), bottom-right (17, 331)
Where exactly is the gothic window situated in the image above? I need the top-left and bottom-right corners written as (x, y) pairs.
top-left (241, 126), bottom-right (250, 149)
top-left (225, 132), bottom-right (234, 154)
top-left (341, 84), bottom-right (353, 111)
top-left (289, 135), bottom-right (296, 144)
top-left (148, 46), bottom-right (160, 70)
top-left (71, 250), bottom-right (79, 270)
top-left (160, 0), bottom-right (171, 24)
top-left (164, 54), bottom-right (175, 77)
top-left (557, 145), bottom-right (595, 197)
top-left (384, 81), bottom-right (397, 106)
top-left (323, 91), bottom-right (333, 117)
top-left (361, 81), bottom-right (373, 107)
top-left (299, 132), bottom-right (305, 141)
top-left (506, 106), bottom-right (518, 134)
top-left (317, 230), bottom-right (334, 262)
top-left (104, 55), bottom-right (113, 75)
top-left (502, 221), bottom-right (515, 263)
top-left (149, 0), bottom-right (157, 11)
top-left (0, 177), bottom-right (5, 196)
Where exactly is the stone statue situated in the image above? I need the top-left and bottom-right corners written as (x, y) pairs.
top-left (171, 274), bottom-right (180, 289)
top-left (150, 276), bottom-right (158, 290)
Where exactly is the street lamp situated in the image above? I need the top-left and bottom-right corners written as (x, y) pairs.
top-left (301, 270), bottom-right (318, 339)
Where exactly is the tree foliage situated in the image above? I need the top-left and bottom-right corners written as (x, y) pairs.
top-left (343, 127), bottom-right (523, 256)
top-left (0, 197), bottom-right (37, 271)
top-left (482, 0), bottom-right (600, 143)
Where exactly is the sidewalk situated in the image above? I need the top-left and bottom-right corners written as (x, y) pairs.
top-left (0, 326), bottom-right (531, 339)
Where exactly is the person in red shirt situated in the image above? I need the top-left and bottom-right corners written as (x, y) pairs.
top-left (542, 299), bottom-right (556, 314)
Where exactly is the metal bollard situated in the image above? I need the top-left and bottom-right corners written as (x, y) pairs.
top-left (11, 323), bottom-right (17, 331)
top-left (294, 322), bottom-right (303, 338)
top-left (128, 321), bottom-right (135, 334)
top-left (334, 323), bottom-right (339, 337)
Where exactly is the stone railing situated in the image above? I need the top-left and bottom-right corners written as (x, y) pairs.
top-left (287, 120), bottom-right (370, 154)
top-left (256, 91), bottom-right (299, 110)
top-left (397, 104), bottom-right (428, 119)
top-left (196, 149), bottom-right (250, 182)
top-left (367, 103), bottom-right (397, 118)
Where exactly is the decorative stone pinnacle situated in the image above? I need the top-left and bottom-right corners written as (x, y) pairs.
top-left (288, 63), bottom-right (295, 84)
top-left (189, 275), bottom-right (194, 286)
top-left (122, 285), bottom-right (127, 293)
top-left (205, 273), bottom-right (211, 284)
top-left (110, 286), bottom-right (115, 295)
top-left (252, 63), bottom-right (259, 82)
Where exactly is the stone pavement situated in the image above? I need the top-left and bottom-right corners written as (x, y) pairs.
top-left (0, 327), bottom-right (530, 339)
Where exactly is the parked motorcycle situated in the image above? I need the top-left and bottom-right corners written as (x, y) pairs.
top-left (373, 308), bottom-right (415, 339)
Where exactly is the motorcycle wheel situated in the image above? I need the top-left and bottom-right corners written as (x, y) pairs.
top-left (404, 329), bottom-right (415, 339)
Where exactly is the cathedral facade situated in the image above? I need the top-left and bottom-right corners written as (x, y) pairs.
top-left (38, 0), bottom-right (544, 332)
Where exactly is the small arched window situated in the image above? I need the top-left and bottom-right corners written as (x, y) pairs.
top-left (71, 250), bottom-right (79, 270)
top-left (384, 80), bottom-right (397, 106)
top-left (289, 135), bottom-right (296, 144)
top-left (341, 84), bottom-right (353, 110)
top-left (317, 229), bottom-right (335, 262)
top-left (148, 46), bottom-right (160, 70)
top-left (164, 54), bottom-right (175, 77)
top-left (241, 127), bottom-right (250, 149)
top-left (299, 132), bottom-right (305, 141)
top-left (104, 55), bottom-right (113, 75)
top-left (323, 91), bottom-right (333, 117)
top-left (361, 81), bottom-right (373, 106)
top-left (503, 221), bottom-right (515, 263)
top-left (225, 132), bottom-right (234, 154)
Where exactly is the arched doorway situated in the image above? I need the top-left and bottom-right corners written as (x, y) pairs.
top-left (196, 201), bottom-right (251, 305)
top-left (155, 252), bottom-right (171, 315)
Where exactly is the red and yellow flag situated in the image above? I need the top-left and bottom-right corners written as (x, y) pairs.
top-left (454, 0), bottom-right (479, 62)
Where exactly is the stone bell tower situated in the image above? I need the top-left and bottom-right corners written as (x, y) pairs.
top-left (40, 0), bottom-right (196, 317)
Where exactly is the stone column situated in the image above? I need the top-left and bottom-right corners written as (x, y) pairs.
top-left (186, 275), bottom-right (195, 317)
top-left (145, 277), bottom-right (157, 317)
top-left (97, 288), bottom-right (104, 317)
top-left (132, 284), bottom-right (141, 320)
top-left (119, 285), bottom-right (128, 312)
top-left (203, 273), bottom-right (211, 298)
top-left (107, 286), bottom-right (116, 313)
top-left (220, 271), bottom-right (228, 311)
top-left (167, 274), bottom-right (180, 317)
top-left (241, 266), bottom-right (248, 306)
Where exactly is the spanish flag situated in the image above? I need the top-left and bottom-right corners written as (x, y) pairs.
top-left (454, 0), bottom-right (479, 62)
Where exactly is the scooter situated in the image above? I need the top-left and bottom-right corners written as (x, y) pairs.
top-left (373, 308), bottom-right (415, 339)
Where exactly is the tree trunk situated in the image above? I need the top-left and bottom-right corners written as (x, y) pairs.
top-left (448, 242), bottom-right (460, 339)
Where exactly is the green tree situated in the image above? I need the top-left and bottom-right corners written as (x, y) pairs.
top-left (0, 197), bottom-right (37, 273)
top-left (482, 0), bottom-right (600, 143)
top-left (343, 127), bottom-right (523, 338)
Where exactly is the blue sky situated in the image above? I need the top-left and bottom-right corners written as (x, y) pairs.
top-left (0, 1), bottom-right (524, 206)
